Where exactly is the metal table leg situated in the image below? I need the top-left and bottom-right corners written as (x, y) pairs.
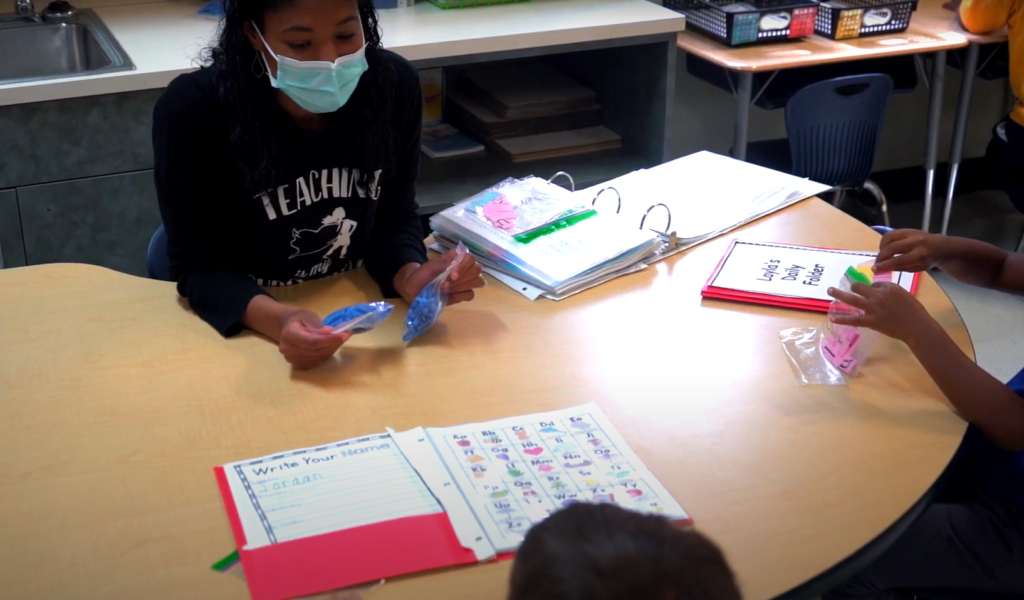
top-left (922, 50), bottom-right (948, 233)
top-left (732, 71), bottom-right (753, 161)
top-left (941, 43), bottom-right (981, 235)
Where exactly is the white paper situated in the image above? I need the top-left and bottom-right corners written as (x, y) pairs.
top-left (709, 241), bottom-right (915, 301)
top-left (576, 151), bottom-right (832, 241)
top-left (425, 403), bottom-right (689, 554)
top-left (222, 433), bottom-right (443, 549)
top-left (389, 427), bottom-right (497, 562)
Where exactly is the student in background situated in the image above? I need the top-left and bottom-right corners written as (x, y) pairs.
top-left (153, 0), bottom-right (483, 370)
top-left (947, 0), bottom-right (1024, 215)
top-left (824, 230), bottom-right (1024, 599)
top-left (507, 503), bottom-right (742, 600)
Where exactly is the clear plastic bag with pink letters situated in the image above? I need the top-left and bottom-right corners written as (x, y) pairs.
top-left (779, 260), bottom-right (887, 385)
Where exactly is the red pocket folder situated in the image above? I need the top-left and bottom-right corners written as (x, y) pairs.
top-left (214, 467), bottom-right (480, 600)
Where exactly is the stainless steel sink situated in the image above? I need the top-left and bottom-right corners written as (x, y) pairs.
top-left (0, 9), bottom-right (134, 85)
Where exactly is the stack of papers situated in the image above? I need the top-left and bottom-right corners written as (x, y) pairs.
top-left (432, 151), bottom-right (831, 301)
top-left (215, 403), bottom-right (689, 600)
top-left (430, 177), bottom-right (663, 298)
top-left (577, 151), bottom-right (832, 245)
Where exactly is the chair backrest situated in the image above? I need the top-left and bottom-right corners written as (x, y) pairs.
top-left (146, 223), bottom-right (171, 281)
top-left (913, 589), bottom-right (1024, 600)
top-left (785, 74), bottom-right (894, 188)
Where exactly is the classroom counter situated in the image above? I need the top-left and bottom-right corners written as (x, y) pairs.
top-left (0, 0), bottom-right (687, 107)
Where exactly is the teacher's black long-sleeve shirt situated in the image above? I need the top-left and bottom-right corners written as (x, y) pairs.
top-left (152, 51), bottom-right (427, 337)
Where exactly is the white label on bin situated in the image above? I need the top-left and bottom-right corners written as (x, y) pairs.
top-left (862, 7), bottom-right (893, 26)
top-left (759, 12), bottom-right (791, 30)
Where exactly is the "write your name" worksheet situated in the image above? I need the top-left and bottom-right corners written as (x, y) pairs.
top-left (219, 403), bottom-right (689, 566)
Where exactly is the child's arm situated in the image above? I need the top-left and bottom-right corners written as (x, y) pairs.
top-left (874, 230), bottom-right (1024, 295)
top-left (828, 283), bottom-right (1024, 451)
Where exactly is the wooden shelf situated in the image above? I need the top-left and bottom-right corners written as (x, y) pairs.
top-left (416, 147), bottom-right (650, 213)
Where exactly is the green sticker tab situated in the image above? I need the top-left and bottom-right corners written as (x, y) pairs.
top-left (844, 266), bottom-right (872, 286)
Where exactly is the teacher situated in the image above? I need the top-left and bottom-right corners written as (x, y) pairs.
top-left (152, 0), bottom-right (483, 369)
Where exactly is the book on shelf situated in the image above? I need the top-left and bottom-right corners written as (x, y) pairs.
top-left (490, 126), bottom-right (622, 163)
top-left (421, 122), bottom-right (485, 158)
top-left (446, 88), bottom-right (603, 141)
top-left (419, 67), bottom-right (483, 158)
top-left (458, 62), bottom-right (597, 120)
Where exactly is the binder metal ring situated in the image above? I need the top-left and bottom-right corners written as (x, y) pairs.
top-left (591, 187), bottom-right (621, 213)
top-left (640, 203), bottom-right (671, 233)
top-left (547, 171), bottom-right (575, 192)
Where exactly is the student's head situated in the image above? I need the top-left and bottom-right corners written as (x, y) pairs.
top-left (205, 0), bottom-right (393, 189)
top-left (508, 503), bottom-right (741, 600)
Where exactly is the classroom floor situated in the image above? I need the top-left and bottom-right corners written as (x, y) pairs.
top-left (878, 190), bottom-right (1024, 381)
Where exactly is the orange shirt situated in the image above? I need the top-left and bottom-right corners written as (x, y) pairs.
top-left (960, 0), bottom-right (1023, 126)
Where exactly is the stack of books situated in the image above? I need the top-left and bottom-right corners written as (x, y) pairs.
top-left (419, 68), bottom-right (485, 159)
top-left (446, 63), bottom-right (621, 163)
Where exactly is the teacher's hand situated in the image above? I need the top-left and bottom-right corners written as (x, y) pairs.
top-left (396, 250), bottom-right (485, 306)
top-left (278, 309), bottom-right (352, 370)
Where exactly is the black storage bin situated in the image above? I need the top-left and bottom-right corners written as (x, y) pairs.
top-left (666, 0), bottom-right (818, 46)
top-left (815, 0), bottom-right (918, 39)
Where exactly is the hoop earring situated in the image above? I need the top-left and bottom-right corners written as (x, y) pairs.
top-left (252, 53), bottom-right (266, 78)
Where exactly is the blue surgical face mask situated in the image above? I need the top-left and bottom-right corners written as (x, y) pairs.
top-left (254, 24), bottom-right (369, 114)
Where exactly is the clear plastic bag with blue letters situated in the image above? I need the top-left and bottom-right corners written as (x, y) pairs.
top-left (323, 301), bottom-right (395, 334)
top-left (403, 242), bottom-right (470, 342)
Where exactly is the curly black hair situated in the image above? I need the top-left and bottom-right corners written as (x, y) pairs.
top-left (202, 0), bottom-right (396, 193)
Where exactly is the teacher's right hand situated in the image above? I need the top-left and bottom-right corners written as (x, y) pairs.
top-left (278, 309), bottom-right (352, 370)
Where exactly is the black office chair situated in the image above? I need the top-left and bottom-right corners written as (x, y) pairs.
top-left (745, 74), bottom-right (895, 227)
top-left (912, 589), bottom-right (1024, 600)
top-left (146, 223), bottom-right (171, 281)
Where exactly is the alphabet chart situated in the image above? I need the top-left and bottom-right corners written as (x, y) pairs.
top-left (424, 403), bottom-right (690, 553)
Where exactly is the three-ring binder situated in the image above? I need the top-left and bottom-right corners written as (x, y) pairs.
top-left (541, 170), bottom-right (679, 249)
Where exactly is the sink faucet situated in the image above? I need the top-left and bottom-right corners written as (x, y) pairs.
top-left (12, 0), bottom-right (41, 20)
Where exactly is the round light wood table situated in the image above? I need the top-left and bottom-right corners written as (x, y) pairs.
top-left (0, 199), bottom-right (971, 600)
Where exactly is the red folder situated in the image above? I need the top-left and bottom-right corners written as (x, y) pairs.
top-left (700, 240), bottom-right (920, 313)
top-left (214, 466), bottom-right (481, 600)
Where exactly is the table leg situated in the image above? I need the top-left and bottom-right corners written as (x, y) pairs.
top-left (941, 43), bottom-right (980, 236)
top-left (921, 50), bottom-right (947, 233)
top-left (732, 71), bottom-right (753, 161)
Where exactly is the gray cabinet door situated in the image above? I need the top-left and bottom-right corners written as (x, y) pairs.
top-left (0, 189), bottom-right (26, 269)
top-left (0, 89), bottom-right (161, 189)
top-left (18, 170), bottom-right (161, 277)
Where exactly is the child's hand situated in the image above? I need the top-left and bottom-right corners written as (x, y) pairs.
top-left (827, 282), bottom-right (936, 343)
top-left (874, 229), bottom-right (950, 273)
